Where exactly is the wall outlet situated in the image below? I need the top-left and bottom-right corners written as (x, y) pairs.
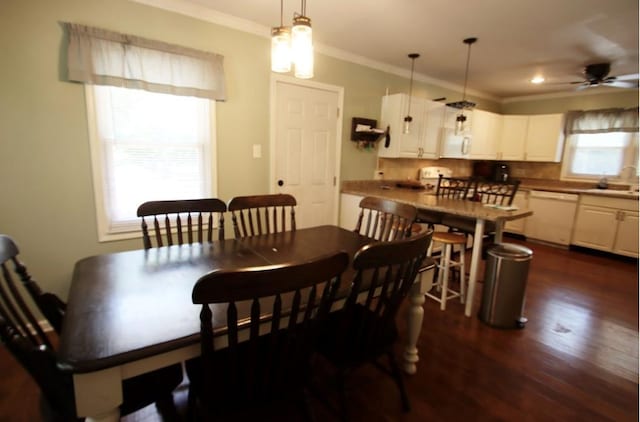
top-left (252, 144), bottom-right (262, 158)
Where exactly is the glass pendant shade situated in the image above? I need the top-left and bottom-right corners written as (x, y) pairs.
top-left (271, 26), bottom-right (292, 73)
top-left (292, 15), bottom-right (313, 78)
top-left (403, 116), bottom-right (412, 134)
top-left (455, 113), bottom-right (467, 135)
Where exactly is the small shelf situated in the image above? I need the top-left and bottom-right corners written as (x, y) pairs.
top-left (351, 117), bottom-right (388, 149)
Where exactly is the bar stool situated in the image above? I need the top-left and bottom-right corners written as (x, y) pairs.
top-left (425, 231), bottom-right (467, 310)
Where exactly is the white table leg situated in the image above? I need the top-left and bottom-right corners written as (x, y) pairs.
top-left (403, 266), bottom-right (433, 374)
top-left (464, 218), bottom-right (485, 317)
top-left (73, 368), bottom-right (122, 421)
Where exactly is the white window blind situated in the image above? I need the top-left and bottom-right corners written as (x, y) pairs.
top-left (87, 85), bottom-right (215, 239)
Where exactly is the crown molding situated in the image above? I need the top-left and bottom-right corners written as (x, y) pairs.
top-left (501, 86), bottom-right (639, 104)
top-left (131, 0), bottom-right (498, 102)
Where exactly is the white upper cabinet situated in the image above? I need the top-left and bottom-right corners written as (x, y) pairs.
top-left (496, 113), bottom-right (565, 162)
top-left (440, 107), bottom-right (472, 158)
top-left (524, 114), bottom-right (565, 162)
top-left (469, 109), bottom-right (500, 159)
top-left (377, 94), bottom-right (445, 159)
top-left (497, 115), bottom-right (528, 161)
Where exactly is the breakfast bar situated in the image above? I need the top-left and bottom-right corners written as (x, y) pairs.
top-left (340, 180), bottom-right (533, 317)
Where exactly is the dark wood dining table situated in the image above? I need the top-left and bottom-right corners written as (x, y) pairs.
top-left (58, 225), bottom-right (434, 421)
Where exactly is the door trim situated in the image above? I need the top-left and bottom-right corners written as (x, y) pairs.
top-left (269, 74), bottom-right (344, 225)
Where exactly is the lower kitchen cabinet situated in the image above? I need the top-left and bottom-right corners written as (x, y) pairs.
top-left (571, 195), bottom-right (639, 258)
top-left (339, 193), bottom-right (363, 230)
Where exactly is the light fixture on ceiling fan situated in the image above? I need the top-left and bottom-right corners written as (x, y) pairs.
top-left (270, 0), bottom-right (314, 79)
top-left (403, 53), bottom-right (420, 134)
top-left (570, 63), bottom-right (639, 90)
top-left (447, 37), bottom-right (477, 135)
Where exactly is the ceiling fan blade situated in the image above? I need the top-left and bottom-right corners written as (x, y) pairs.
top-left (613, 73), bottom-right (640, 81)
top-left (574, 83), bottom-right (591, 91)
top-left (604, 80), bottom-right (639, 88)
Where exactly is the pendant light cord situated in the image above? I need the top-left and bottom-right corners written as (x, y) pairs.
top-left (406, 53), bottom-right (419, 118)
top-left (280, 0), bottom-right (284, 26)
top-left (462, 44), bottom-right (471, 101)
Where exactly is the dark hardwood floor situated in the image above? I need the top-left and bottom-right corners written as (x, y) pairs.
top-left (0, 239), bottom-right (637, 421)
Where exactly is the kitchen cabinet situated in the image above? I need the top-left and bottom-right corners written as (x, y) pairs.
top-left (441, 108), bottom-right (500, 160)
top-left (524, 114), bottom-right (565, 162)
top-left (377, 94), bottom-right (445, 159)
top-left (497, 115), bottom-right (527, 161)
top-left (339, 193), bottom-right (363, 230)
top-left (572, 195), bottom-right (639, 257)
top-left (504, 190), bottom-right (529, 234)
top-left (496, 114), bottom-right (564, 162)
top-left (469, 109), bottom-right (500, 159)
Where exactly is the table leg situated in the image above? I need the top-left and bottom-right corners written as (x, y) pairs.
top-left (403, 266), bottom-right (432, 374)
top-left (464, 218), bottom-right (485, 317)
top-left (494, 219), bottom-right (504, 243)
top-left (73, 368), bottom-right (122, 421)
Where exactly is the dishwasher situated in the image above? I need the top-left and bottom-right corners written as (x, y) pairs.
top-left (526, 190), bottom-right (579, 246)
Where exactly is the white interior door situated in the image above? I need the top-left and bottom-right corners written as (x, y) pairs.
top-left (271, 77), bottom-right (342, 229)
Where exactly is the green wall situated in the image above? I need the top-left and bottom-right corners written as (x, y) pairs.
top-left (1, 0), bottom-right (637, 300)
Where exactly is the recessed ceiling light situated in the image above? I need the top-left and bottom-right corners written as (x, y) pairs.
top-left (530, 76), bottom-right (545, 84)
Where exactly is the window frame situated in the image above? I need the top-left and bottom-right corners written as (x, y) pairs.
top-left (85, 85), bottom-right (217, 242)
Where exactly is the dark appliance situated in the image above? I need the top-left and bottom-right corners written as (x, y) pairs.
top-left (472, 161), bottom-right (493, 180)
top-left (494, 163), bottom-right (510, 182)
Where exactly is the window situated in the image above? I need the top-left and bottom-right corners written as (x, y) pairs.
top-left (561, 108), bottom-right (639, 182)
top-left (86, 85), bottom-right (216, 240)
top-left (563, 132), bottom-right (638, 179)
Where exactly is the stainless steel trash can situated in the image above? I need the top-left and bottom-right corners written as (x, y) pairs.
top-left (479, 243), bottom-right (533, 329)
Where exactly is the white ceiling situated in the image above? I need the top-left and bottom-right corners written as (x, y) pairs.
top-left (146, 0), bottom-right (639, 100)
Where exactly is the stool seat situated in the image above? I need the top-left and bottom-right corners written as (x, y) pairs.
top-left (431, 231), bottom-right (466, 244)
top-left (425, 231), bottom-right (467, 311)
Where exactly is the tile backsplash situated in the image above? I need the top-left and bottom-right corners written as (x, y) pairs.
top-left (377, 158), bottom-right (562, 181)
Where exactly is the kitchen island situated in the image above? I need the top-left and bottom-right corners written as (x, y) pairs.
top-left (340, 180), bottom-right (533, 318)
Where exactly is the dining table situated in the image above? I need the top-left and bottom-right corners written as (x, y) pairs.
top-left (58, 225), bottom-right (435, 421)
top-left (340, 183), bottom-right (534, 317)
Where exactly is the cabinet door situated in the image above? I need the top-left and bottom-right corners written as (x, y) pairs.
top-left (571, 205), bottom-right (617, 250)
top-left (525, 114), bottom-right (564, 162)
top-left (469, 109), bottom-right (499, 159)
top-left (420, 101), bottom-right (445, 158)
top-left (339, 193), bottom-right (364, 230)
top-left (498, 115), bottom-right (527, 161)
top-left (613, 211), bottom-right (639, 257)
top-left (505, 191), bottom-right (528, 234)
top-left (378, 94), bottom-right (403, 158)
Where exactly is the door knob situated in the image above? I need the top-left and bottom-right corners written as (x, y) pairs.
top-left (277, 180), bottom-right (284, 186)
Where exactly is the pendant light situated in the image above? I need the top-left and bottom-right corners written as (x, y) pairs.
top-left (271, 0), bottom-right (291, 73)
top-left (448, 37), bottom-right (477, 135)
top-left (403, 53), bottom-right (420, 134)
top-left (292, 0), bottom-right (313, 79)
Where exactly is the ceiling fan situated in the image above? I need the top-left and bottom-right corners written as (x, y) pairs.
top-left (571, 63), bottom-right (639, 90)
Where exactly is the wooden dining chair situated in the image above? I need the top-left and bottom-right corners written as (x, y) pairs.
top-left (315, 230), bottom-right (433, 418)
top-left (0, 234), bottom-right (183, 420)
top-left (354, 196), bottom-right (418, 241)
top-left (137, 198), bottom-right (227, 249)
top-left (186, 251), bottom-right (350, 421)
top-left (416, 175), bottom-right (473, 229)
top-left (227, 193), bottom-right (297, 238)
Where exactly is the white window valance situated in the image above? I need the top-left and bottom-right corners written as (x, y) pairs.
top-left (565, 108), bottom-right (638, 134)
top-left (65, 23), bottom-right (226, 101)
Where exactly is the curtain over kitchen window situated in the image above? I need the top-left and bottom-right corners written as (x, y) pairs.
top-left (65, 22), bottom-right (226, 101)
top-left (562, 108), bottom-right (639, 181)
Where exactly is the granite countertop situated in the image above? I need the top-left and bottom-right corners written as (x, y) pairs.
top-left (340, 181), bottom-right (533, 222)
top-left (342, 179), bottom-right (639, 200)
